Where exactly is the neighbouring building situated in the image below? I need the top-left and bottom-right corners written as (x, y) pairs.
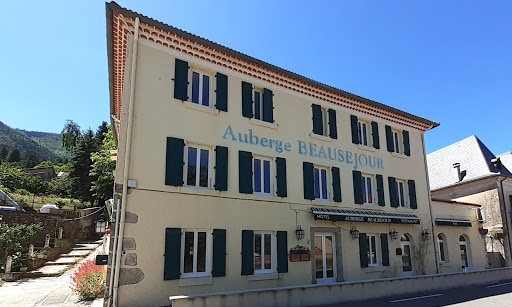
top-left (23, 166), bottom-right (56, 181)
top-left (105, 3), bottom-right (488, 306)
top-left (427, 135), bottom-right (512, 268)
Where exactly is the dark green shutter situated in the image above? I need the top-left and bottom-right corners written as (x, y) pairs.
top-left (328, 109), bottom-right (337, 139)
top-left (408, 180), bottom-right (417, 209)
top-left (241, 230), bottom-right (254, 275)
top-left (241, 81), bottom-right (253, 118)
top-left (215, 73), bottom-right (228, 112)
top-left (173, 59), bottom-right (188, 101)
top-left (277, 231), bottom-right (288, 273)
top-left (376, 174), bottom-right (385, 206)
top-left (359, 233), bottom-right (368, 268)
top-left (351, 115), bottom-right (359, 144)
top-left (352, 170), bottom-right (363, 204)
top-left (263, 88), bottom-right (274, 123)
top-left (403, 130), bottom-right (410, 156)
top-left (388, 177), bottom-right (398, 207)
top-left (238, 151), bottom-right (253, 194)
top-left (276, 157), bottom-right (287, 197)
top-left (332, 167), bottom-right (342, 203)
top-left (164, 228), bottom-right (181, 280)
top-left (215, 146), bottom-right (228, 191)
top-left (371, 121), bottom-right (380, 149)
top-left (385, 125), bottom-right (394, 152)
top-left (212, 229), bottom-right (226, 277)
top-left (165, 137), bottom-right (184, 186)
top-left (312, 104), bottom-right (323, 135)
top-left (303, 162), bottom-right (315, 200)
top-left (380, 233), bottom-right (390, 267)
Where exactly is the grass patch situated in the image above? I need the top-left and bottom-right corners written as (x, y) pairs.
top-left (9, 193), bottom-right (90, 211)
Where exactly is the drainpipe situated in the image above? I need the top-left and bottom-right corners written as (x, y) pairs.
top-left (111, 17), bottom-right (140, 307)
top-left (497, 177), bottom-right (512, 266)
top-left (421, 132), bottom-right (439, 274)
top-left (107, 198), bottom-right (120, 306)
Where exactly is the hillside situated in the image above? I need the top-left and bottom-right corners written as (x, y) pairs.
top-left (0, 121), bottom-right (70, 161)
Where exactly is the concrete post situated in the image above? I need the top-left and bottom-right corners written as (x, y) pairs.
top-left (5, 256), bottom-right (12, 274)
top-left (29, 244), bottom-right (34, 258)
top-left (58, 227), bottom-right (63, 239)
top-left (44, 234), bottom-right (50, 248)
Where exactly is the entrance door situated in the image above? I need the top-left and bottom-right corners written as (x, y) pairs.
top-left (401, 234), bottom-right (413, 276)
top-left (459, 236), bottom-right (469, 271)
top-left (314, 233), bottom-right (337, 284)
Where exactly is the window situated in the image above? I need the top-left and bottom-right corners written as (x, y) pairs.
top-left (253, 157), bottom-right (273, 195)
top-left (367, 234), bottom-right (380, 266)
top-left (358, 121), bottom-right (369, 146)
top-left (361, 174), bottom-right (374, 205)
top-left (253, 89), bottom-right (263, 120)
top-left (254, 232), bottom-right (275, 273)
top-left (182, 230), bottom-right (211, 278)
top-left (314, 166), bottom-right (329, 200)
top-left (437, 234), bottom-right (446, 263)
top-left (397, 180), bottom-right (408, 208)
top-left (392, 130), bottom-right (401, 154)
top-left (185, 145), bottom-right (211, 188)
top-left (459, 235), bottom-right (470, 271)
top-left (190, 70), bottom-right (211, 107)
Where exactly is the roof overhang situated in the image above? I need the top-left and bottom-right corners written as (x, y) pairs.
top-left (435, 218), bottom-right (472, 227)
top-left (311, 207), bottom-right (420, 225)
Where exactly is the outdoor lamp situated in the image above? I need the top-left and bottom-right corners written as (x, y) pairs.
top-left (95, 219), bottom-right (106, 234)
top-left (350, 226), bottom-right (360, 240)
top-left (295, 225), bottom-right (305, 241)
top-left (389, 228), bottom-right (399, 240)
top-left (421, 229), bottom-right (431, 240)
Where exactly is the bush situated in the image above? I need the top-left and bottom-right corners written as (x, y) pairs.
top-left (70, 258), bottom-right (106, 300)
top-left (15, 188), bottom-right (30, 196)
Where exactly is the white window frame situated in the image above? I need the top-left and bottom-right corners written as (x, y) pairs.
top-left (358, 120), bottom-right (370, 147)
top-left (253, 156), bottom-right (274, 196)
top-left (362, 174), bottom-right (375, 205)
top-left (314, 166), bottom-right (330, 201)
top-left (253, 88), bottom-right (264, 121)
top-left (367, 234), bottom-right (380, 267)
top-left (437, 234), bottom-right (447, 263)
top-left (184, 144), bottom-right (212, 189)
top-left (392, 130), bottom-right (402, 154)
top-left (189, 69), bottom-right (212, 107)
top-left (320, 107), bottom-right (329, 136)
top-left (253, 231), bottom-right (276, 274)
top-left (397, 179), bottom-right (408, 208)
top-left (181, 229), bottom-right (212, 278)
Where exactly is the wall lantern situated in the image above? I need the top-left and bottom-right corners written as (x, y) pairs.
top-left (389, 228), bottom-right (399, 240)
top-left (350, 226), bottom-right (360, 240)
top-left (295, 225), bottom-right (305, 241)
top-left (96, 219), bottom-right (106, 234)
top-left (421, 229), bottom-right (431, 240)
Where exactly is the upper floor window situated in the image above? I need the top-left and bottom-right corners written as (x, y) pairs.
top-left (254, 156), bottom-right (273, 195)
top-left (254, 232), bottom-right (275, 274)
top-left (367, 234), bottom-right (380, 267)
top-left (182, 229), bottom-right (211, 278)
top-left (242, 82), bottom-right (274, 123)
top-left (392, 130), bottom-right (402, 154)
top-left (386, 126), bottom-right (410, 156)
top-left (358, 121), bottom-right (369, 146)
top-left (351, 115), bottom-right (379, 149)
top-left (190, 70), bottom-right (211, 107)
top-left (314, 166), bottom-right (329, 201)
top-left (312, 104), bottom-right (337, 138)
top-left (397, 179), bottom-right (408, 208)
top-left (361, 174), bottom-right (374, 205)
top-left (185, 145), bottom-right (211, 188)
top-left (253, 89), bottom-right (264, 121)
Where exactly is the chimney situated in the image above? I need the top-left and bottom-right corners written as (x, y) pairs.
top-left (453, 163), bottom-right (461, 182)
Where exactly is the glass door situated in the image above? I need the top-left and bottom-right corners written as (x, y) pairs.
top-left (400, 234), bottom-right (413, 276)
top-left (314, 233), bottom-right (336, 284)
top-left (459, 236), bottom-right (469, 271)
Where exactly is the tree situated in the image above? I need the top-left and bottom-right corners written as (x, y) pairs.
top-left (90, 126), bottom-right (116, 206)
top-left (0, 146), bottom-right (8, 161)
top-left (0, 223), bottom-right (43, 267)
top-left (70, 130), bottom-right (97, 204)
top-left (7, 149), bottom-right (21, 162)
top-left (23, 151), bottom-right (40, 168)
top-left (48, 177), bottom-right (73, 198)
top-left (61, 120), bottom-right (82, 151)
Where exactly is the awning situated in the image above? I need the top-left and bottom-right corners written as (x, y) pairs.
top-left (435, 218), bottom-right (472, 227)
top-left (311, 207), bottom-right (420, 225)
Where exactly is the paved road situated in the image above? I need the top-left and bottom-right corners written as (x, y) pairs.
top-left (322, 280), bottom-right (512, 307)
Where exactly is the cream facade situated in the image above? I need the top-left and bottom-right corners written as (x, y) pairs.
top-left (105, 3), bottom-right (486, 307)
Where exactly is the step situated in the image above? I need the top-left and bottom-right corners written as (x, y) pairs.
top-left (32, 265), bottom-right (69, 276)
top-left (61, 250), bottom-right (91, 257)
top-left (45, 257), bottom-right (80, 265)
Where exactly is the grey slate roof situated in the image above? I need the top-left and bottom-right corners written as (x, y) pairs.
top-left (427, 136), bottom-right (512, 190)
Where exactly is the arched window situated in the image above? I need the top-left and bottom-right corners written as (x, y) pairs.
top-left (437, 234), bottom-right (447, 263)
top-left (459, 235), bottom-right (470, 271)
top-left (401, 234), bottom-right (413, 275)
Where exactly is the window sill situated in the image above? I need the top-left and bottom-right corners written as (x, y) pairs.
top-left (357, 144), bottom-right (376, 152)
top-left (391, 152), bottom-right (408, 159)
top-left (362, 204), bottom-right (383, 210)
top-left (395, 207), bottom-right (414, 213)
top-left (184, 102), bottom-right (220, 115)
top-left (364, 266), bottom-right (386, 273)
top-left (179, 276), bottom-right (213, 287)
top-left (250, 119), bottom-right (278, 129)
top-left (248, 272), bottom-right (279, 281)
top-left (178, 186), bottom-right (221, 197)
top-left (309, 133), bottom-right (332, 143)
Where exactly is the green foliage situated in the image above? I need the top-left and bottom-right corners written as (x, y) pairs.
top-left (61, 120), bottom-right (82, 151)
top-left (7, 149), bottom-right (21, 162)
top-left (0, 223), bottom-right (43, 266)
top-left (71, 259), bottom-right (107, 299)
top-left (48, 177), bottom-right (73, 198)
top-left (0, 146), bottom-right (8, 161)
top-left (0, 165), bottom-right (48, 195)
top-left (90, 126), bottom-right (116, 205)
top-left (23, 151), bottom-right (40, 168)
top-left (15, 188), bottom-right (30, 196)
top-left (35, 160), bottom-right (72, 172)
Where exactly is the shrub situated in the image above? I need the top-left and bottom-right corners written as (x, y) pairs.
top-left (70, 258), bottom-right (106, 300)
top-left (15, 188), bottom-right (30, 196)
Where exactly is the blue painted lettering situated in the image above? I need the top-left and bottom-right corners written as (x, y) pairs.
top-left (337, 150), bottom-right (344, 162)
top-left (298, 141), bottom-right (307, 155)
top-left (261, 137), bottom-right (268, 147)
top-left (328, 148), bottom-right (337, 160)
top-left (222, 125), bottom-right (236, 141)
top-left (318, 146), bottom-right (327, 159)
top-left (285, 143), bottom-right (292, 152)
top-left (249, 129), bottom-right (258, 145)
top-left (358, 154), bottom-right (368, 167)
top-left (346, 151), bottom-right (353, 165)
top-left (309, 143), bottom-right (317, 157)
top-left (377, 158), bottom-right (384, 169)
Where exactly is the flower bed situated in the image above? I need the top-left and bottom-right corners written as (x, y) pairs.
top-left (70, 258), bottom-right (106, 300)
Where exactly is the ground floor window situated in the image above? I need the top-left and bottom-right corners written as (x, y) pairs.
top-left (367, 234), bottom-right (379, 266)
top-left (182, 230), bottom-right (211, 278)
top-left (254, 232), bottom-right (275, 273)
top-left (437, 234), bottom-right (447, 263)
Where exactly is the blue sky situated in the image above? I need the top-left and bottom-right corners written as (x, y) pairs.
top-left (1, 1), bottom-right (510, 155)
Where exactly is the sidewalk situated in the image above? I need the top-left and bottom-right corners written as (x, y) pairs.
top-left (0, 240), bottom-right (105, 307)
